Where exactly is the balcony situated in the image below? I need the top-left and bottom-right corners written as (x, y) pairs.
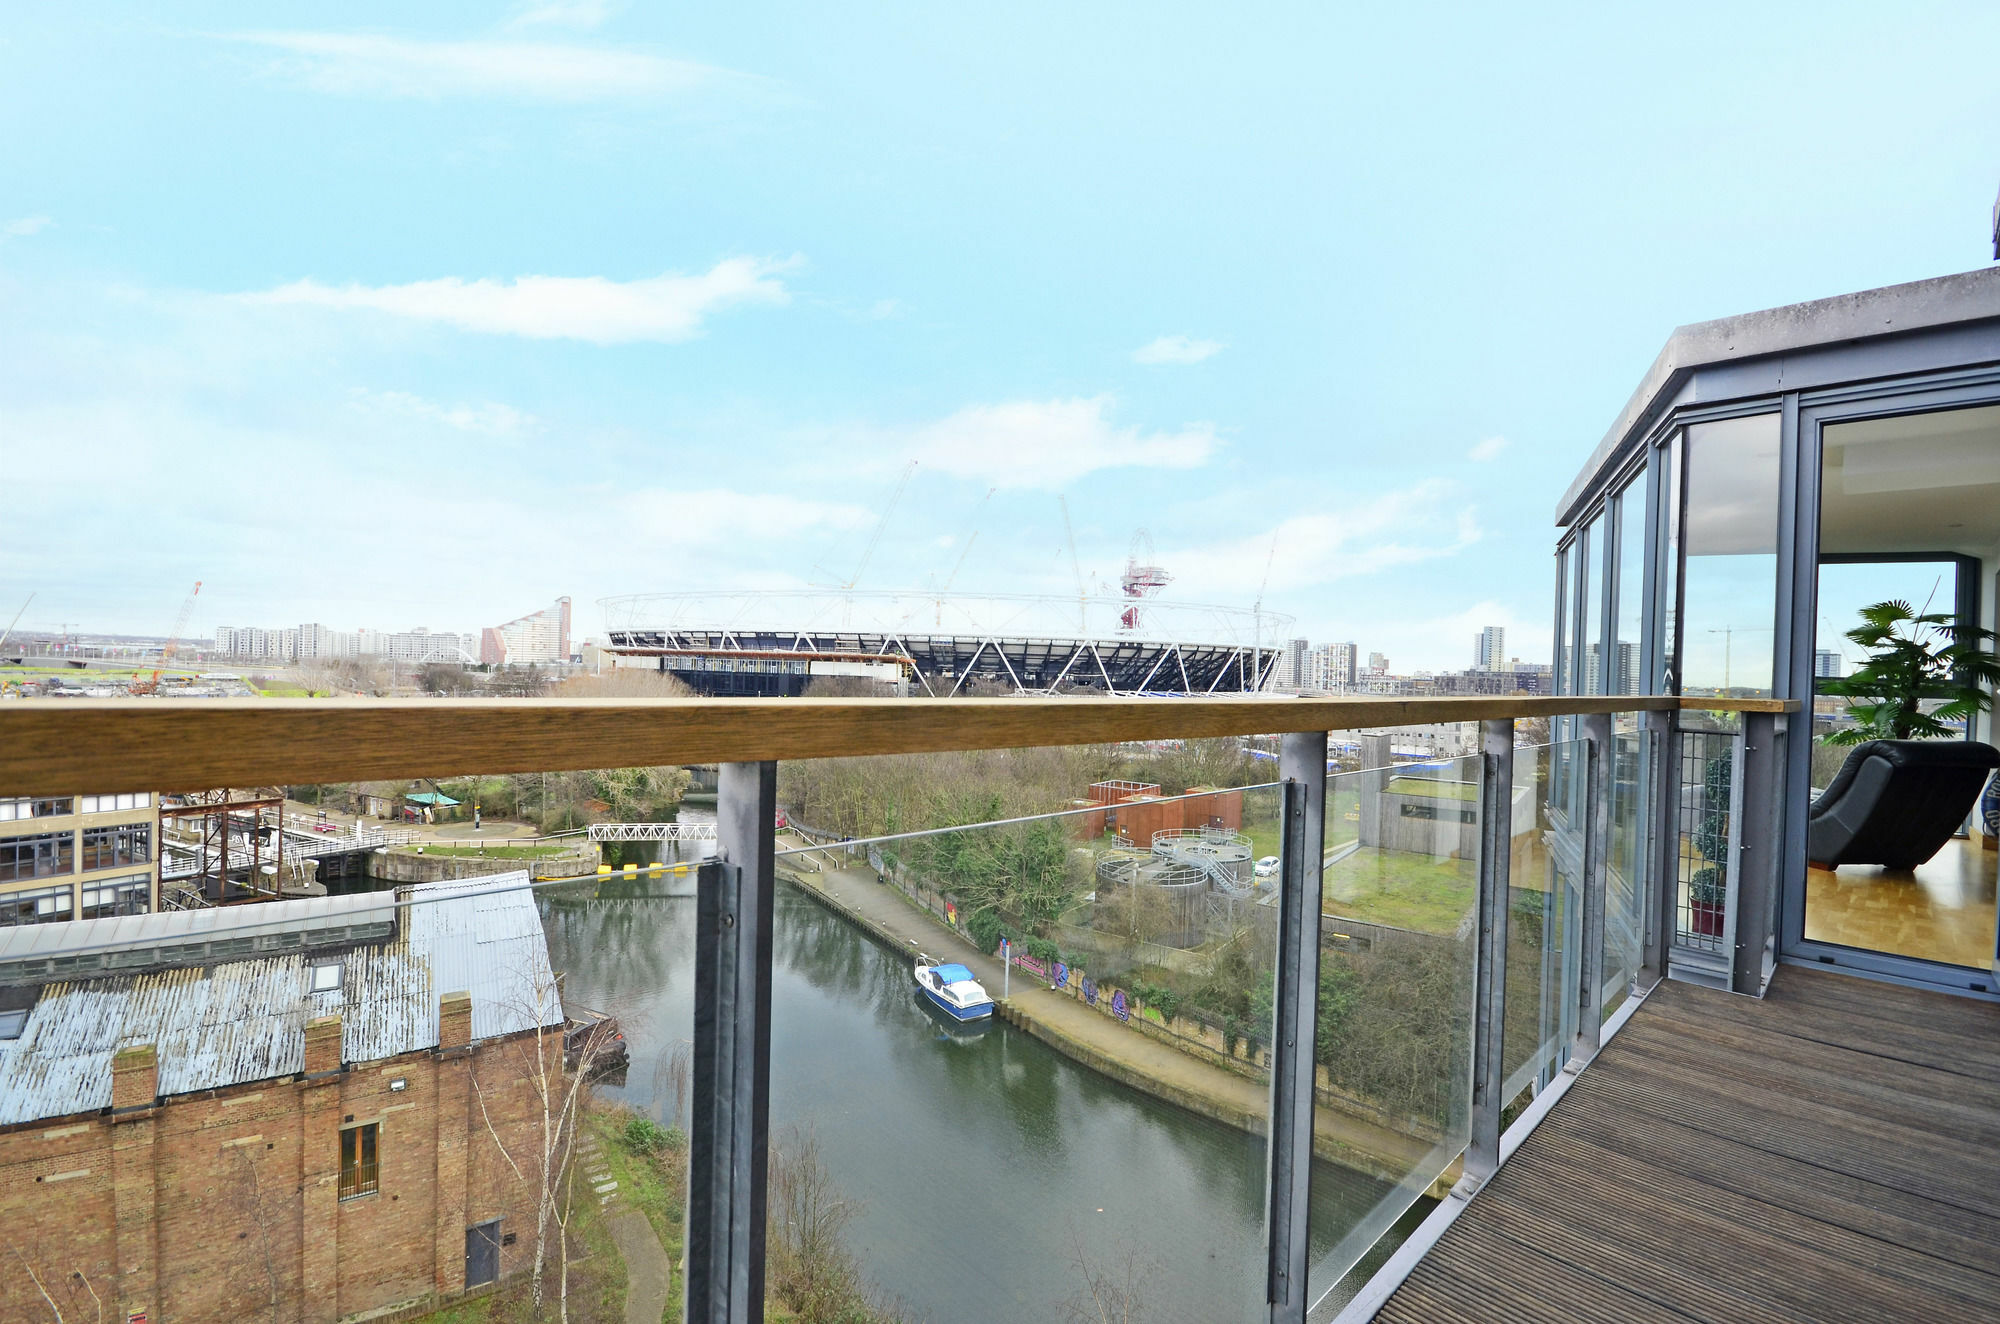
top-left (14, 689), bottom-right (1985, 1322)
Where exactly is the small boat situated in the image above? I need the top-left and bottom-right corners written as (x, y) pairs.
top-left (913, 955), bottom-right (994, 1021)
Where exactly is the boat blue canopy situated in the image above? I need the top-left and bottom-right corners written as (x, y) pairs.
top-left (932, 963), bottom-right (976, 984)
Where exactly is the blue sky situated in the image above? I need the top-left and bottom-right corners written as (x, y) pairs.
top-left (4, 3), bottom-right (1997, 669)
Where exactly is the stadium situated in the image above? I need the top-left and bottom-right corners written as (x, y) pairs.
top-left (596, 588), bottom-right (1294, 697)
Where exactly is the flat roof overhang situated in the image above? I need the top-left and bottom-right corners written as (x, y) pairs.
top-left (1558, 265), bottom-right (2000, 528)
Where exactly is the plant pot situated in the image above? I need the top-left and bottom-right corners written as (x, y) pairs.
top-left (1690, 899), bottom-right (1724, 938)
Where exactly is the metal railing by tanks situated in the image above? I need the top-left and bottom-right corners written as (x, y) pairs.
top-left (0, 692), bottom-right (1794, 1324)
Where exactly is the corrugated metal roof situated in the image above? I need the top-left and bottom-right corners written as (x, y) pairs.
top-left (0, 873), bottom-right (562, 1126)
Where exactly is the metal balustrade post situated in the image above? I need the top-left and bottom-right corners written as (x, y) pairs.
top-left (1731, 712), bottom-right (1783, 997)
top-left (689, 761), bottom-right (777, 1324)
top-left (1457, 718), bottom-right (1514, 1198)
top-left (1266, 731), bottom-right (1327, 1323)
top-left (1572, 713), bottom-right (1611, 1066)
top-left (1639, 707), bottom-right (1679, 989)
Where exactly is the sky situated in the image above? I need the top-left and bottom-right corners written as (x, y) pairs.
top-left (4, 3), bottom-right (1998, 671)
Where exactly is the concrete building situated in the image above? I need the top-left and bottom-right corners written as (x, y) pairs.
top-left (1322, 641), bottom-right (1359, 689)
top-left (213, 623), bottom-right (478, 664)
top-left (0, 792), bottom-right (157, 925)
top-left (1277, 637), bottom-right (1309, 689)
top-left (1814, 648), bottom-right (1842, 679)
top-left (1473, 625), bottom-right (1508, 672)
top-left (482, 597), bottom-right (572, 666)
top-left (1367, 652), bottom-right (1389, 675)
top-left (0, 877), bottom-right (566, 1323)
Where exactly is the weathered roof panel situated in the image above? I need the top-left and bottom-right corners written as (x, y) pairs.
top-left (0, 873), bottom-right (560, 1126)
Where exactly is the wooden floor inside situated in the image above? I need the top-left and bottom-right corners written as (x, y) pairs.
top-left (1806, 835), bottom-right (1996, 969)
top-left (1376, 966), bottom-right (2000, 1323)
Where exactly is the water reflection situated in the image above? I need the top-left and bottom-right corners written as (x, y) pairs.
top-left (542, 875), bottom-right (1406, 1323)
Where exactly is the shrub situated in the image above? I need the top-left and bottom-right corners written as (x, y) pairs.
top-left (965, 907), bottom-right (1004, 954)
top-left (623, 1116), bottom-right (672, 1156)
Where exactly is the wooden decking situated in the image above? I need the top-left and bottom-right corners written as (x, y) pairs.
top-left (1377, 966), bottom-right (2000, 1323)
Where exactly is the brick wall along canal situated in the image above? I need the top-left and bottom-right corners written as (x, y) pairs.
top-left (540, 869), bottom-right (1418, 1322)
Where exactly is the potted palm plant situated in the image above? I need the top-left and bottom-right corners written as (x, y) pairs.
top-left (1818, 600), bottom-right (2000, 745)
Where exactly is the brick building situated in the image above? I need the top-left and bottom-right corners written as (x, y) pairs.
top-left (0, 876), bottom-right (567, 1323)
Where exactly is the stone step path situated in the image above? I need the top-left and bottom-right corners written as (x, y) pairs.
top-left (580, 1127), bottom-right (673, 1324)
top-left (578, 1135), bottom-right (618, 1207)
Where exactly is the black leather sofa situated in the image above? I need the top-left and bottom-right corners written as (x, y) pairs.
top-left (1807, 739), bottom-right (2000, 871)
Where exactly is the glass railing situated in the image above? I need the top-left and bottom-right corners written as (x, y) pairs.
top-left (0, 695), bottom-right (1790, 1324)
top-left (1306, 748), bottom-right (1482, 1311)
top-left (1503, 740), bottom-right (1585, 1100)
top-left (767, 764), bottom-right (1286, 1323)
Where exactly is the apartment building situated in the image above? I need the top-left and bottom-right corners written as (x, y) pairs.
top-left (0, 791), bottom-right (156, 925)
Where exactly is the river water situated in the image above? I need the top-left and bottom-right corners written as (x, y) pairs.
top-left (539, 832), bottom-right (1419, 1322)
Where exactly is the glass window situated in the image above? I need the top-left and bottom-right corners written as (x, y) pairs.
top-left (0, 885), bottom-right (74, 926)
top-left (1554, 542), bottom-right (1573, 696)
top-left (77, 794), bottom-right (148, 814)
top-left (0, 798), bottom-right (74, 822)
top-left (1659, 436), bottom-right (1682, 691)
top-left (80, 823), bottom-right (150, 872)
top-left (0, 832), bottom-right (75, 882)
top-left (79, 876), bottom-right (150, 919)
top-left (1576, 514), bottom-right (1604, 696)
top-left (1679, 413), bottom-right (1780, 697)
top-left (1612, 478), bottom-right (1646, 695)
top-left (340, 1123), bottom-right (379, 1200)
top-left (1806, 402), bottom-right (2000, 971)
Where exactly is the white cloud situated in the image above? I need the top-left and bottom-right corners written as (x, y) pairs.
top-left (507, 0), bottom-right (617, 31)
top-left (906, 396), bottom-right (1218, 489)
top-left (1132, 334), bottom-right (1223, 366)
top-left (1167, 479), bottom-right (1482, 598)
top-left (1467, 435), bottom-right (1508, 462)
top-left (349, 388), bottom-right (537, 436)
top-left (2, 215), bottom-right (52, 240)
top-left (225, 31), bottom-right (745, 103)
top-left (240, 257), bottom-right (795, 344)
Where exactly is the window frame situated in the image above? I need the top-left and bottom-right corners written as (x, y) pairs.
top-left (339, 1122), bottom-right (380, 1201)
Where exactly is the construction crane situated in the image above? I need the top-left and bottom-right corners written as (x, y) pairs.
top-left (1058, 496), bottom-right (1088, 634)
top-left (1251, 535), bottom-right (1278, 689)
top-left (840, 461), bottom-right (918, 592)
top-left (0, 592), bottom-right (31, 664)
top-left (130, 581), bottom-right (201, 696)
top-left (934, 487), bottom-right (995, 625)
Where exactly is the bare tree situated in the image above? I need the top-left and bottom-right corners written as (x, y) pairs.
top-left (653, 1038), bottom-right (692, 1129)
top-left (472, 962), bottom-right (614, 1316)
top-left (765, 1125), bottom-right (860, 1322)
top-left (1058, 1224), bottom-right (1154, 1324)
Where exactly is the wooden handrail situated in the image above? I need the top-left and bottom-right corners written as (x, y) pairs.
top-left (0, 695), bottom-right (1798, 796)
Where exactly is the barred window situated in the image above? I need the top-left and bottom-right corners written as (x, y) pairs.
top-left (0, 885), bottom-right (74, 926)
top-left (0, 833), bottom-right (74, 882)
top-left (81, 823), bottom-right (151, 871)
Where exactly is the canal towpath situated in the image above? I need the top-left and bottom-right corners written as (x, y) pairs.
top-left (777, 838), bottom-right (1445, 1186)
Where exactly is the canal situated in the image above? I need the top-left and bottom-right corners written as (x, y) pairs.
top-left (541, 862), bottom-right (1422, 1321)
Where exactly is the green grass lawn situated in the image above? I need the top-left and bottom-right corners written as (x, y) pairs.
top-left (586, 1104), bottom-right (685, 1322)
top-left (1384, 775), bottom-right (1478, 802)
top-left (1321, 846), bottom-right (1476, 934)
